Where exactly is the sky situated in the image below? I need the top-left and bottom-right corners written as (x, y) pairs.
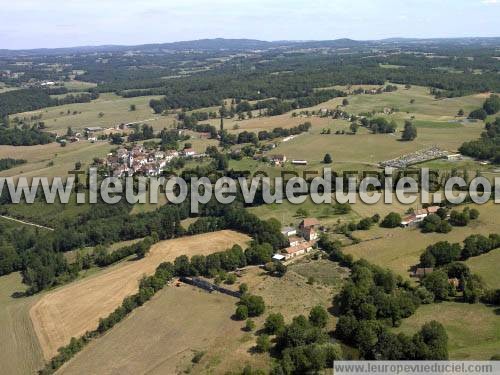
top-left (0, 0), bottom-right (499, 49)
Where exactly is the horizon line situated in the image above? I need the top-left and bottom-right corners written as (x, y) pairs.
top-left (2, 35), bottom-right (500, 52)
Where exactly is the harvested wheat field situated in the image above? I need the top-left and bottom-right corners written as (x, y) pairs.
top-left (57, 286), bottom-right (241, 375)
top-left (30, 230), bottom-right (250, 360)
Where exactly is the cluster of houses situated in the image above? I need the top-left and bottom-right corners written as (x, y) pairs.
top-left (104, 145), bottom-right (198, 177)
top-left (272, 218), bottom-right (320, 262)
top-left (400, 206), bottom-right (441, 227)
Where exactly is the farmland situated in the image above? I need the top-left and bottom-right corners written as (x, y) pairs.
top-left (394, 302), bottom-right (500, 360)
top-left (57, 286), bottom-right (242, 375)
top-left (57, 255), bottom-right (347, 375)
top-left (30, 230), bottom-right (250, 359)
top-left (0, 140), bottom-right (113, 181)
top-left (0, 273), bottom-right (43, 375)
top-left (11, 92), bottom-right (177, 135)
top-left (343, 202), bottom-right (500, 278)
top-left (0, 36), bottom-right (500, 373)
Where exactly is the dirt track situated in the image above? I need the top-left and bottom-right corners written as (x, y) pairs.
top-left (30, 230), bottom-right (250, 360)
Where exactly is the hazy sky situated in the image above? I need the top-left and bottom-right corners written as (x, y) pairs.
top-left (1, 0), bottom-right (499, 49)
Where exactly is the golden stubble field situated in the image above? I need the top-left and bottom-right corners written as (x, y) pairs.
top-left (57, 286), bottom-right (242, 375)
top-left (30, 230), bottom-right (250, 360)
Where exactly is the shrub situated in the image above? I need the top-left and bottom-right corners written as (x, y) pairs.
top-left (235, 305), bottom-right (249, 320)
top-left (245, 319), bottom-right (256, 332)
top-left (256, 334), bottom-right (271, 352)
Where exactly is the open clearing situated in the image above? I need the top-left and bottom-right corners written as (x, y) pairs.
top-left (11, 92), bottom-right (177, 135)
top-left (343, 202), bottom-right (500, 279)
top-left (272, 124), bottom-right (482, 167)
top-left (394, 302), bottom-right (500, 360)
top-left (0, 273), bottom-right (44, 375)
top-left (0, 140), bottom-right (113, 180)
top-left (465, 249), bottom-right (500, 288)
top-left (30, 230), bottom-right (250, 360)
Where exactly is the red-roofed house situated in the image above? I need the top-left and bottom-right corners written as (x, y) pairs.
top-left (282, 241), bottom-right (314, 260)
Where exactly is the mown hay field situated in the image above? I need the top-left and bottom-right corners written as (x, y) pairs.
top-left (30, 230), bottom-right (250, 360)
top-left (0, 273), bottom-right (44, 375)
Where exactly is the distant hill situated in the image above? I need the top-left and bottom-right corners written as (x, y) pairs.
top-left (1, 37), bottom-right (499, 57)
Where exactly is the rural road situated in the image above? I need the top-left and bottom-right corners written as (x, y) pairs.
top-left (0, 215), bottom-right (54, 231)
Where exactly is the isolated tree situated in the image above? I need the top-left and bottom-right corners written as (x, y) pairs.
top-left (401, 120), bottom-right (417, 141)
top-left (129, 104), bottom-right (136, 111)
top-left (457, 109), bottom-right (464, 117)
top-left (323, 153), bottom-right (332, 164)
top-left (380, 212), bottom-right (402, 228)
top-left (350, 122), bottom-right (359, 134)
top-left (342, 98), bottom-right (349, 106)
top-left (240, 294), bottom-right (265, 317)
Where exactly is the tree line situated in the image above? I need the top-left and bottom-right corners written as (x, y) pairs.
top-left (459, 117), bottom-right (500, 163)
top-left (0, 158), bottom-right (26, 171)
top-left (0, 175), bottom-right (287, 293)
top-left (0, 88), bottom-right (99, 118)
top-left (420, 233), bottom-right (500, 268)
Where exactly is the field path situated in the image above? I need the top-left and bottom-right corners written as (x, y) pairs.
top-left (0, 215), bottom-right (54, 231)
top-left (30, 230), bottom-right (250, 360)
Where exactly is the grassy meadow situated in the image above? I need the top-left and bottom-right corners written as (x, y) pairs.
top-left (343, 202), bottom-right (500, 279)
top-left (0, 140), bottom-right (114, 181)
top-left (394, 302), bottom-right (500, 360)
top-left (10, 92), bottom-right (177, 135)
top-left (465, 249), bottom-right (500, 288)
